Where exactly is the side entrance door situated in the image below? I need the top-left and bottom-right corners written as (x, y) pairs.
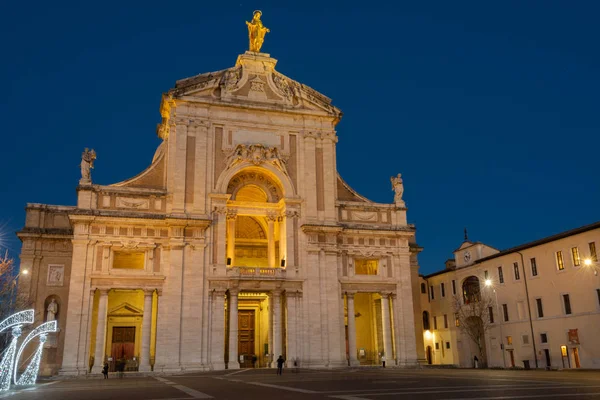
top-left (111, 327), bottom-right (136, 372)
top-left (238, 310), bottom-right (255, 368)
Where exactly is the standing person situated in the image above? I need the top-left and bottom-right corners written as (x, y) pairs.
top-left (474, 355), bottom-right (479, 369)
top-left (276, 355), bottom-right (285, 375)
top-left (118, 358), bottom-right (126, 378)
top-left (381, 354), bottom-right (386, 368)
top-left (102, 362), bottom-right (109, 379)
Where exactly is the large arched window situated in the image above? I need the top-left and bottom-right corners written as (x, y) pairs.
top-left (422, 311), bottom-right (430, 330)
top-left (462, 276), bottom-right (481, 304)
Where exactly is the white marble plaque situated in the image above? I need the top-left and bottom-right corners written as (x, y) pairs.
top-left (234, 130), bottom-right (279, 147)
top-left (47, 264), bottom-right (64, 287)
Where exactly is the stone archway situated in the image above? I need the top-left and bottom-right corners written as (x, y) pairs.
top-left (216, 162), bottom-right (295, 199)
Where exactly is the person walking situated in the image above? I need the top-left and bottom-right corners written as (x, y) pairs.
top-left (381, 354), bottom-right (386, 368)
top-left (102, 363), bottom-right (109, 379)
top-left (276, 355), bottom-right (285, 375)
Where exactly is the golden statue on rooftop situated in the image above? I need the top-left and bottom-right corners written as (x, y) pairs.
top-left (246, 10), bottom-right (270, 53)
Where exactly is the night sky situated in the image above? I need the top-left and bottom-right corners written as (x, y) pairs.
top-left (1, 1), bottom-right (599, 275)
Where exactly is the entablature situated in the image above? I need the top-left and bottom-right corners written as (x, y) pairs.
top-left (207, 277), bottom-right (303, 293)
top-left (340, 282), bottom-right (397, 294)
top-left (90, 275), bottom-right (166, 291)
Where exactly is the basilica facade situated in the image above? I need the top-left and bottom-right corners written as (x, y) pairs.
top-left (17, 35), bottom-right (421, 375)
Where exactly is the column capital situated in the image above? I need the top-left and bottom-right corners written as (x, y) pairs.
top-left (271, 289), bottom-right (282, 298)
top-left (143, 289), bottom-right (155, 297)
top-left (266, 213), bottom-right (278, 222)
top-left (226, 209), bottom-right (238, 220)
top-left (97, 288), bottom-right (110, 296)
top-left (228, 288), bottom-right (240, 296)
top-left (285, 290), bottom-right (301, 299)
top-left (284, 210), bottom-right (300, 219)
top-left (213, 289), bottom-right (227, 297)
top-left (380, 292), bottom-right (393, 299)
top-left (345, 291), bottom-right (357, 299)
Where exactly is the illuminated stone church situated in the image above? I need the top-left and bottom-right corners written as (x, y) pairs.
top-left (17, 13), bottom-right (420, 375)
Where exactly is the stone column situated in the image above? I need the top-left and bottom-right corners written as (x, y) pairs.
top-left (272, 290), bottom-right (282, 366)
top-left (60, 234), bottom-right (93, 375)
top-left (228, 289), bottom-right (240, 369)
top-left (267, 294), bottom-right (273, 367)
top-left (278, 216), bottom-right (286, 268)
top-left (226, 212), bottom-right (236, 267)
top-left (139, 289), bottom-right (153, 372)
top-left (215, 210), bottom-right (227, 270)
top-left (210, 289), bottom-right (226, 370)
top-left (92, 289), bottom-right (109, 373)
top-left (285, 291), bottom-right (297, 366)
top-left (267, 215), bottom-right (276, 268)
top-left (381, 293), bottom-right (393, 365)
top-left (284, 211), bottom-right (296, 268)
top-left (346, 293), bottom-right (359, 366)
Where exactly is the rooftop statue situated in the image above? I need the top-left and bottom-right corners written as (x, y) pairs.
top-left (80, 148), bottom-right (97, 184)
top-left (246, 10), bottom-right (270, 53)
top-left (391, 173), bottom-right (404, 205)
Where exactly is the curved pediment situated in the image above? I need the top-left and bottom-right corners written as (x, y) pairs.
top-left (168, 52), bottom-right (342, 121)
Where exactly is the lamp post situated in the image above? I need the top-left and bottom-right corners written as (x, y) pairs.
top-left (485, 279), bottom-right (506, 368)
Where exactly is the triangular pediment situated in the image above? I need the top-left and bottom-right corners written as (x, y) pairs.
top-left (108, 302), bottom-right (143, 317)
top-left (168, 52), bottom-right (341, 120)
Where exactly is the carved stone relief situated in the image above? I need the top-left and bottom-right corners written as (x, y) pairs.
top-left (116, 197), bottom-right (150, 210)
top-left (224, 143), bottom-right (289, 176)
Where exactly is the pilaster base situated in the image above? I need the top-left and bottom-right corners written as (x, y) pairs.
top-left (153, 364), bottom-right (183, 373)
top-left (327, 360), bottom-right (350, 368)
top-left (210, 362), bottom-right (226, 371)
top-left (180, 362), bottom-right (206, 371)
top-left (227, 361), bottom-right (240, 370)
top-left (58, 366), bottom-right (87, 376)
top-left (139, 364), bottom-right (153, 372)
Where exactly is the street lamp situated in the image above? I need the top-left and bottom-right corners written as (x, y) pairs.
top-left (583, 257), bottom-right (599, 276)
top-left (485, 279), bottom-right (506, 368)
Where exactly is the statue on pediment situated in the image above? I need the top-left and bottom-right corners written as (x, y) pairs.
top-left (246, 10), bottom-right (269, 53)
top-left (80, 148), bottom-right (96, 184)
top-left (391, 173), bottom-right (404, 205)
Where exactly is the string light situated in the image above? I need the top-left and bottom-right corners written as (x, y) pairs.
top-left (0, 311), bottom-right (56, 391)
top-left (0, 310), bottom-right (34, 333)
top-left (0, 326), bottom-right (22, 391)
top-left (15, 335), bottom-right (46, 386)
top-left (14, 321), bottom-right (57, 386)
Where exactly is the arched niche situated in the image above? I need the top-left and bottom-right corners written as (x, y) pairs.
top-left (462, 276), bottom-right (481, 304)
top-left (44, 295), bottom-right (61, 323)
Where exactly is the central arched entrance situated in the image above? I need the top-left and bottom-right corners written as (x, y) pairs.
top-left (225, 168), bottom-right (286, 270)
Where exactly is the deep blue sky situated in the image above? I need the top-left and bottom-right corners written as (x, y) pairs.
top-left (1, 1), bottom-right (599, 275)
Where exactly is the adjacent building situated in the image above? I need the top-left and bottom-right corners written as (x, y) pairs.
top-left (419, 222), bottom-right (600, 369)
top-left (16, 26), bottom-right (421, 375)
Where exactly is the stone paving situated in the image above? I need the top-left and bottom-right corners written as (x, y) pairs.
top-left (3, 368), bottom-right (600, 400)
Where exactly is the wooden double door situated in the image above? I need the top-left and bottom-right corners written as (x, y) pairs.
top-left (238, 310), bottom-right (256, 368)
top-left (110, 327), bottom-right (136, 371)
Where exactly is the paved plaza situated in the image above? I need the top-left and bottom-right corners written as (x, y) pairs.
top-left (3, 368), bottom-right (600, 400)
